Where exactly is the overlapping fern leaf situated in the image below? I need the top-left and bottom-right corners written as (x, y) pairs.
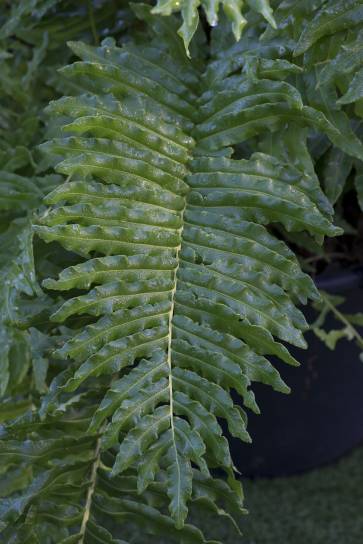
top-left (1, 401), bottom-right (232, 543)
top-left (202, 0), bottom-right (363, 252)
top-left (2, 2), bottom-right (363, 542)
top-left (151, 0), bottom-right (276, 55)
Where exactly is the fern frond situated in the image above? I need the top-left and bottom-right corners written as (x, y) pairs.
top-left (30, 6), bottom-right (356, 534)
top-left (0, 409), bottom-right (221, 543)
top-left (0, 219), bottom-right (40, 397)
top-left (226, 0), bottom-right (363, 209)
top-left (293, 0), bottom-right (363, 56)
top-left (151, 0), bottom-right (276, 55)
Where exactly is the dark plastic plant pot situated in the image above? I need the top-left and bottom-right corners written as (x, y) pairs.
top-left (230, 266), bottom-right (363, 478)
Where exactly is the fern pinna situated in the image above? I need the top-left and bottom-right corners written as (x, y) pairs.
top-left (1, 2), bottom-right (363, 543)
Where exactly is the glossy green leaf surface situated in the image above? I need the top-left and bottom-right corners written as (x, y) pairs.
top-left (32, 10), bottom-right (347, 535)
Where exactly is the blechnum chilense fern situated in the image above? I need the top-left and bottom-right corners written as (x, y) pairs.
top-left (1, 1), bottom-right (363, 542)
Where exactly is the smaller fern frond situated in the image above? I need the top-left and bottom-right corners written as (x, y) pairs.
top-left (151, 0), bottom-right (276, 56)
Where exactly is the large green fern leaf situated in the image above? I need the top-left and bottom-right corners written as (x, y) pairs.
top-left (26, 5), bottom-right (363, 538)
